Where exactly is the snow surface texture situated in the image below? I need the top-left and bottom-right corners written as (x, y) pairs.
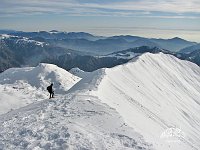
top-left (69, 52), bottom-right (200, 150)
top-left (0, 63), bottom-right (152, 150)
top-left (90, 53), bottom-right (200, 150)
top-left (0, 53), bottom-right (200, 150)
top-left (0, 94), bottom-right (153, 150)
top-left (0, 63), bottom-right (80, 114)
top-left (69, 68), bottom-right (90, 78)
top-left (0, 66), bottom-right (153, 150)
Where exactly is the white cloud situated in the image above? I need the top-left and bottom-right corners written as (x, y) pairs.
top-left (78, 0), bottom-right (200, 13)
top-left (0, 0), bottom-right (200, 17)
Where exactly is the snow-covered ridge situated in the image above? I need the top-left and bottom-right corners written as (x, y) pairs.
top-left (69, 52), bottom-right (200, 150)
top-left (15, 37), bottom-right (46, 46)
top-left (0, 63), bottom-right (153, 150)
top-left (0, 63), bottom-right (81, 93)
top-left (0, 63), bottom-right (80, 114)
top-left (0, 34), bottom-right (47, 47)
top-left (1, 53), bottom-right (200, 150)
top-left (0, 34), bottom-right (18, 39)
top-left (95, 53), bottom-right (200, 150)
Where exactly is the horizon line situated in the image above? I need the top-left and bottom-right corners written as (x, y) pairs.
top-left (0, 29), bottom-right (199, 43)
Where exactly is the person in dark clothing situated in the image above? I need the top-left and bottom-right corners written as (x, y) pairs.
top-left (47, 83), bottom-right (54, 99)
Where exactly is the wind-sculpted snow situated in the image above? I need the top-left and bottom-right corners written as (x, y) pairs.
top-left (91, 53), bottom-right (200, 150)
top-left (0, 63), bottom-right (80, 114)
top-left (0, 63), bottom-right (80, 93)
top-left (0, 93), bottom-right (153, 150)
top-left (0, 62), bottom-right (154, 150)
top-left (0, 52), bottom-right (200, 149)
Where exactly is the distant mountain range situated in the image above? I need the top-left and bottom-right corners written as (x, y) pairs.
top-left (0, 30), bottom-right (197, 54)
top-left (186, 49), bottom-right (200, 66)
top-left (179, 43), bottom-right (200, 54)
top-left (0, 31), bottom-right (200, 73)
top-left (0, 30), bottom-right (104, 41)
top-left (0, 34), bottom-right (126, 72)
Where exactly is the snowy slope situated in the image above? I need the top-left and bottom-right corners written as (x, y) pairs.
top-left (0, 53), bottom-right (200, 150)
top-left (0, 63), bottom-right (80, 114)
top-left (90, 53), bottom-right (200, 150)
top-left (69, 52), bottom-right (200, 150)
top-left (0, 66), bottom-right (153, 150)
top-left (0, 93), bottom-right (153, 150)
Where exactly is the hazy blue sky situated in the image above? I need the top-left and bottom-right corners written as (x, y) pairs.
top-left (1, 0), bottom-right (200, 42)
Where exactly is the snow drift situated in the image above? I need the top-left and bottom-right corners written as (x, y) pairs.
top-left (93, 53), bottom-right (200, 150)
top-left (0, 63), bottom-right (80, 114)
top-left (69, 52), bottom-right (200, 150)
top-left (0, 64), bottom-right (153, 150)
top-left (0, 53), bottom-right (200, 150)
top-left (0, 63), bottom-right (80, 92)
